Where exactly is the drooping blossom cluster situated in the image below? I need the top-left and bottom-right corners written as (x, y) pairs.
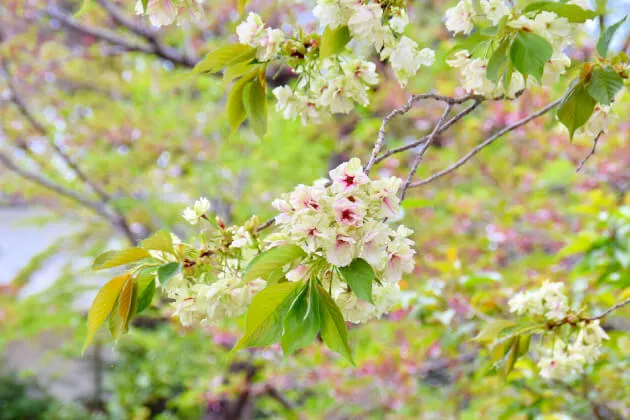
top-left (167, 200), bottom-right (267, 327)
top-left (537, 320), bottom-right (609, 380)
top-left (268, 158), bottom-right (415, 323)
top-left (232, 2), bottom-right (433, 125)
top-left (509, 281), bottom-right (609, 380)
top-left (444, 0), bottom-right (585, 97)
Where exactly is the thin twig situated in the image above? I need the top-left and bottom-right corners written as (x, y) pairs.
top-left (408, 96), bottom-right (565, 189)
top-left (585, 298), bottom-right (630, 321)
top-left (374, 100), bottom-right (482, 165)
top-left (576, 131), bottom-right (603, 172)
top-left (264, 385), bottom-right (295, 410)
top-left (364, 93), bottom-right (480, 174)
top-left (399, 105), bottom-right (452, 201)
top-left (256, 217), bottom-right (275, 232)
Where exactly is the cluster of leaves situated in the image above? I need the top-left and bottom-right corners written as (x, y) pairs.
top-left (557, 17), bottom-right (629, 138)
top-left (194, 44), bottom-right (269, 136)
top-left (233, 245), bottom-right (379, 363)
top-left (83, 230), bottom-right (182, 352)
top-left (455, 2), bottom-right (597, 87)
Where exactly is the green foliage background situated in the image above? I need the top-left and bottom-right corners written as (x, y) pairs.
top-left (1, 0), bottom-right (629, 418)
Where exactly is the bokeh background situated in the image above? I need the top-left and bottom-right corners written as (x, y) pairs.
top-left (1, 0), bottom-right (630, 419)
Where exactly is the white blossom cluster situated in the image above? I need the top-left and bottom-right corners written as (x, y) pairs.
top-left (537, 321), bottom-right (609, 380)
top-left (268, 158), bottom-right (415, 323)
top-left (313, 0), bottom-right (434, 86)
top-left (444, 0), bottom-right (585, 97)
top-left (181, 196), bottom-right (211, 225)
top-left (166, 202), bottom-right (267, 327)
top-left (135, 0), bottom-right (203, 27)
top-left (235, 13), bottom-right (286, 62)
top-left (508, 281), bottom-right (570, 322)
top-left (272, 56), bottom-right (379, 125)
top-left (508, 281), bottom-right (609, 380)
top-left (234, 1), bottom-right (433, 124)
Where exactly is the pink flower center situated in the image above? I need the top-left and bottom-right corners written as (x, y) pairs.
top-left (342, 174), bottom-right (356, 188)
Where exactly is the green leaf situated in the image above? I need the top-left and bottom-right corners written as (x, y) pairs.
top-left (523, 2), bottom-right (598, 22)
top-left (596, 16), bottom-right (627, 57)
top-left (317, 285), bottom-right (354, 365)
top-left (449, 31), bottom-right (492, 54)
top-left (237, 0), bottom-right (248, 13)
top-left (517, 334), bottom-right (531, 357)
top-left (117, 276), bottom-right (136, 331)
top-left (227, 70), bottom-right (258, 131)
top-left (587, 67), bottom-right (624, 105)
top-left (92, 250), bottom-right (117, 270)
top-left (83, 274), bottom-right (130, 353)
top-left (242, 77), bottom-right (268, 138)
top-left (509, 31), bottom-right (553, 83)
top-left (224, 62), bottom-right (260, 82)
top-left (141, 230), bottom-right (175, 255)
top-left (487, 39), bottom-right (511, 83)
top-left (108, 300), bottom-right (124, 341)
top-left (338, 258), bottom-right (375, 303)
top-left (557, 83), bottom-right (597, 139)
top-left (320, 26), bottom-right (351, 58)
top-left (193, 44), bottom-right (257, 75)
top-left (135, 275), bottom-right (156, 314)
top-left (142, 0), bottom-right (149, 12)
top-left (242, 245), bottom-right (306, 283)
top-left (157, 262), bottom-right (182, 286)
top-left (93, 247), bottom-right (152, 270)
top-left (474, 319), bottom-right (517, 344)
top-left (281, 281), bottom-right (321, 355)
top-left (504, 336), bottom-right (520, 377)
top-left (74, 0), bottom-right (93, 17)
top-left (234, 282), bottom-right (302, 349)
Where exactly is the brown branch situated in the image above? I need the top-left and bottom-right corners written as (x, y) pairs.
top-left (399, 105), bottom-right (452, 201)
top-left (46, 4), bottom-right (197, 68)
top-left (46, 5), bottom-right (155, 54)
top-left (264, 385), bottom-right (295, 411)
top-left (0, 151), bottom-right (112, 221)
top-left (576, 130), bottom-right (603, 172)
top-left (96, 0), bottom-right (198, 67)
top-left (408, 96), bottom-right (565, 188)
